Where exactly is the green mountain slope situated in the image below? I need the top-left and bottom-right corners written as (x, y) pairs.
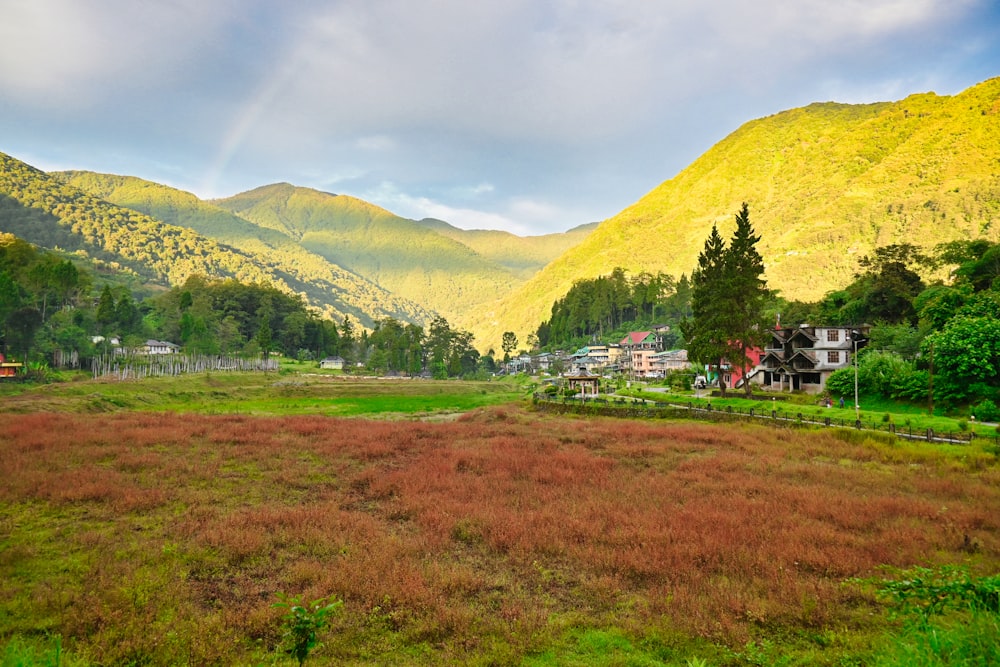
top-left (469, 77), bottom-right (1000, 349)
top-left (0, 153), bottom-right (429, 328)
top-left (413, 218), bottom-right (599, 279)
top-left (211, 184), bottom-right (523, 327)
top-left (51, 171), bottom-right (432, 327)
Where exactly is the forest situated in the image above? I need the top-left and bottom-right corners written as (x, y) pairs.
top-left (2, 217), bottom-right (1000, 414)
top-left (0, 233), bottom-right (484, 379)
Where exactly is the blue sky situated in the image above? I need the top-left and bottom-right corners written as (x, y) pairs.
top-left (2, 1), bottom-right (999, 235)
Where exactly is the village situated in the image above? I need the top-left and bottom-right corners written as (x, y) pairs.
top-left (505, 322), bottom-right (870, 398)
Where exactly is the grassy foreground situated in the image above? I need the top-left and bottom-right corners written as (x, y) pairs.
top-left (1, 375), bottom-right (999, 665)
top-left (0, 372), bottom-right (524, 419)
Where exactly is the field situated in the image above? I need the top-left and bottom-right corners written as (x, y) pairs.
top-left (2, 376), bottom-right (999, 665)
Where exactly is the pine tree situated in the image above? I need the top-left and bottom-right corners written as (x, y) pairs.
top-left (681, 203), bottom-right (770, 397)
top-left (725, 202), bottom-right (770, 396)
top-left (96, 285), bottom-right (116, 335)
top-left (681, 224), bottom-right (733, 395)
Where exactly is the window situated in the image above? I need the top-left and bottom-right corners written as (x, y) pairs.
top-left (827, 329), bottom-right (840, 342)
top-left (827, 351), bottom-right (840, 364)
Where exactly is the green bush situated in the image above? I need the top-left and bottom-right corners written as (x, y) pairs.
top-left (273, 594), bottom-right (343, 666)
top-left (972, 399), bottom-right (1000, 423)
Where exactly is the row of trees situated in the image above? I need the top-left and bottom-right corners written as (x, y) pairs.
top-left (367, 315), bottom-right (488, 378)
top-left (0, 232), bottom-right (486, 379)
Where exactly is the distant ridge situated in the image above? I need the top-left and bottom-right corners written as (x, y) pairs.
top-left (210, 184), bottom-right (524, 328)
top-left (52, 171), bottom-right (434, 326)
top-left (412, 218), bottom-right (599, 279)
top-left (0, 155), bottom-right (432, 328)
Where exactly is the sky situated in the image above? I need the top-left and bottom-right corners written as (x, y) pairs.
top-left (2, 1), bottom-right (999, 236)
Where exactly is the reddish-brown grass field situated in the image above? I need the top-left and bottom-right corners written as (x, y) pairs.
top-left (2, 406), bottom-right (998, 664)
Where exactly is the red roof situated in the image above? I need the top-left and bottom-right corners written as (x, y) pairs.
top-left (620, 331), bottom-right (653, 345)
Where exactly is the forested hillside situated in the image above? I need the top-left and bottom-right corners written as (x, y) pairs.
top-left (211, 184), bottom-right (522, 326)
top-left (51, 171), bottom-right (432, 327)
top-left (470, 77), bottom-right (1000, 348)
top-left (0, 154), bottom-right (429, 329)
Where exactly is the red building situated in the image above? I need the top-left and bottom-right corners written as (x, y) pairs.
top-left (0, 353), bottom-right (23, 377)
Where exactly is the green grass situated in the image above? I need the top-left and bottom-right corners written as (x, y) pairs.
top-left (623, 386), bottom-right (1000, 441)
top-left (0, 371), bottom-right (526, 418)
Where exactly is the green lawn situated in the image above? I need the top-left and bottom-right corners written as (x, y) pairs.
top-left (620, 386), bottom-right (1000, 441)
top-left (0, 371), bottom-right (527, 418)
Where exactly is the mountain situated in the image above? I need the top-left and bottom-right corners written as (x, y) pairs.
top-left (468, 77), bottom-right (1000, 349)
top-left (413, 218), bottom-right (600, 279)
top-left (50, 170), bottom-right (433, 326)
top-left (0, 153), bottom-right (431, 327)
top-left (209, 184), bottom-right (524, 327)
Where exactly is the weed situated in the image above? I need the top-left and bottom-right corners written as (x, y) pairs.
top-left (853, 565), bottom-right (1000, 622)
top-left (273, 593), bottom-right (343, 666)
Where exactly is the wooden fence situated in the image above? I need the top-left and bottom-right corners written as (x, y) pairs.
top-left (92, 353), bottom-right (278, 380)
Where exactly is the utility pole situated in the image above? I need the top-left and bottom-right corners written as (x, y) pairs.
top-left (928, 341), bottom-right (934, 416)
top-left (851, 329), bottom-right (864, 422)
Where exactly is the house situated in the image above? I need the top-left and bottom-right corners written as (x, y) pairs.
top-left (568, 345), bottom-right (622, 374)
top-left (630, 348), bottom-right (659, 378)
top-left (91, 336), bottom-right (124, 354)
top-left (618, 332), bottom-right (663, 375)
top-left (649, 349), bottom-right (690, 374)
top-left (320, 355), bottom-right (345, 370)
top-left (755, 325), bottom-right (869, 393)
top-left (532, 352), bottom-right (557, 372)
top-left (720, 347), bottom-right (764, 390)
top-left (0, 353), bottom-right (22, 378)
top-left (508, 353), bottom-right (534, 374)
top-left (141, 340), bottom-right (180, 355)
top-left (619, 331), bottom-right (660, 351)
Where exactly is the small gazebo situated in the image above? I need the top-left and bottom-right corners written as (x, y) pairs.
top-left (565, 372), bottom-right (601, 396)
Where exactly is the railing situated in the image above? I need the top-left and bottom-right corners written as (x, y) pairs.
top-left (531, 394), bottom-right (999, 447)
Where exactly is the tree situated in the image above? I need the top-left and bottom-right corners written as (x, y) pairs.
top-left (682, 203), bottom-right (770, 397)
top-left (681, 223), bottom-right (732, 395)
top-left (854, 244), bottom-right (926, 324)
top-left (923, 315), bottom-right (1000, 406)
top-left (501, 331), bottom-right (518, 363)
top-left (96, 285), bottom-right (116, 334)
top-left (725, 202), bottom-right (770, 396)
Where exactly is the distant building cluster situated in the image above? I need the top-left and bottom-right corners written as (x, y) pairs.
top-left (510, 323), bottom-right (868, 395)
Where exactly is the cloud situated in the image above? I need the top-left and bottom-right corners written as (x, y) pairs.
top-left (1, 0), bottom-right (996, 234)
top-left (0, 0), bottom-right (246, 107)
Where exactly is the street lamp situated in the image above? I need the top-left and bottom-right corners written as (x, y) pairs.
top-left (850, 329), bottom-right (863, 422)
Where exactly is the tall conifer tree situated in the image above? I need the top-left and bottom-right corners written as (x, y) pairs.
top-left (682, 203), bottom-right (770, 397)
top-left (682, 223), bottom-right (733, 395)
top-left (725, 202), bottom-right (770, 396)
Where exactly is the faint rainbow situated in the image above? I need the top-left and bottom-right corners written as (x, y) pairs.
top-left (199, 51), bottom-right (302, 197)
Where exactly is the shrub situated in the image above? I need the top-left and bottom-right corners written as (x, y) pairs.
top-left (273, 594), bottom-right (343, 666)
top-left (853, 565), bottom-right (1000, 621)
top-left (972, 399), bottom-right (1000, 423)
